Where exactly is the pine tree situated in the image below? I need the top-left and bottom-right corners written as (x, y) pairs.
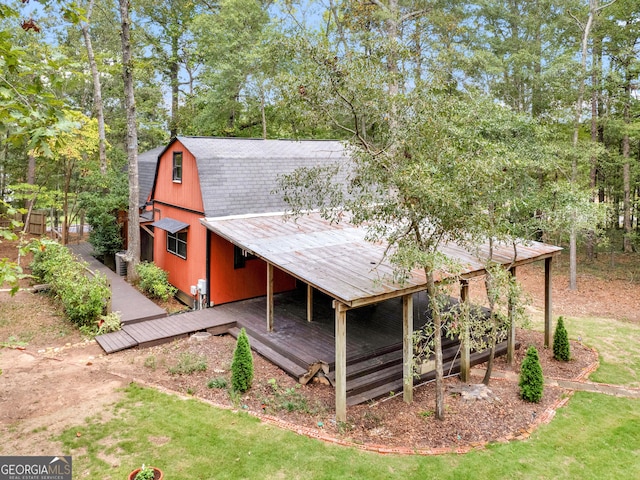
top-left (231, 328), bottom-right (254, 393)
top-left (519, 346), bottom-right (544, 403)
top-left (553, 316), bottom-right (571, 362)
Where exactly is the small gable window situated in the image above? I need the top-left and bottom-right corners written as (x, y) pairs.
top-left (173, 152), bottom-right (183, 182)
top-left (168, 230), bottom-right (187, 259)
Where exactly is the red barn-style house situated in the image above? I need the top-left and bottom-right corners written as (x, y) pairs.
top-left (146, 137), bottom-right (346, 308)
top-left (141, 136), bottom-right (561, 421)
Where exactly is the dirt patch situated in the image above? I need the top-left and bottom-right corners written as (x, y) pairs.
top-left (0, 343), bottom-right (128, 456)
top-left (498, 255), bottom-right (640, 324)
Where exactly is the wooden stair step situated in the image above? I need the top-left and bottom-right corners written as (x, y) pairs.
top-left (228, 327), bottom-right (310, 383)
top-left (235, 323), bottom-right (322, 367)
top-left (345, 340), bottom-right (517, 406)
top-left (325, 349), bottom-right (404, 385)
top-left (347, 378), bottom-right (404, 406)
top-left (344, 342), bottom-right (463, 396)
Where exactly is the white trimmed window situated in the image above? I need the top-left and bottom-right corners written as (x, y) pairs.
top-left (172, 152), bottom-right (183, 182)
top-left (167, 230), bottom-right (187, 259)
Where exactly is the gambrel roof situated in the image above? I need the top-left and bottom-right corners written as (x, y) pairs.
top-left (159, 136), bottom-right (347, 217)
top-left (138, 145), bottom-right (165, 207)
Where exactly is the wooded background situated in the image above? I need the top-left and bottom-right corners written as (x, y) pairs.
top-left (1, 0), bottom-right (638, 284)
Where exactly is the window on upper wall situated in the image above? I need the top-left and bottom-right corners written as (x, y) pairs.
top-left (172, 152), bottom-right (183, 182)
top-left (167, 230), bottom-right (187, 259)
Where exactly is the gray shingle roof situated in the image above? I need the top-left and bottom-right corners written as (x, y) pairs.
top-left (174, 137), bottom-right (348, 217)
top-left (138, 146), bottom-right (164, 207)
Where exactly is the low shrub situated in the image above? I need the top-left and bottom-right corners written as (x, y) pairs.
top-left (168, 352), bottom-right (208, 375)
top-left (553, 316), bottom-right (571, 361)
top-left (79, 311), bottom-right (122, 338)
top-left (263, 378), bottom-right (310, 413)
top-left (135, 261), bottom-right (177, 301)
top-left (30, 239), bottom-right (110, 328)
top-left (519, 345), bottom-right (544, 403)
top-left (207, 377), bottom-right (228, 389)
top-left (231, 328), bottom-right (254, 393)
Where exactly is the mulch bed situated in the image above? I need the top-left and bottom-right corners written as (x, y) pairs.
top-left (108, 327), bottom-right (598, 453)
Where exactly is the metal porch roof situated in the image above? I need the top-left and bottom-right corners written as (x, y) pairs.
top-left (201, 212), bottom-right (562, 308)
top-left (151, 217), bottom-right (190, 234)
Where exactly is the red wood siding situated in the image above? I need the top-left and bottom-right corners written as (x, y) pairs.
top-left (152, 205), bottom-right (207, 299)
top-left (153, 141), bottom-right (204, 213)
top-left (209, 233), bottom-right (296, 305)
top-left (151, 140), bottom-right (206, 300)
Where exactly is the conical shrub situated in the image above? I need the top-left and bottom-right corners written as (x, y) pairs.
top-left (519, 345), bottom-right (544, 403)
top-left (553, 316), bottom-right (571, 362)
top-left (231, 328), bottom-right (254, 393)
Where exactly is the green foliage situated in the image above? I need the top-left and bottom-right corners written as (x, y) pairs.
top-left (135, 262), bottom-right (177, 301)
top-left (98, 312), bottom-right (122, 335)
top-left (231, 328), bottom-right (254, 393)
top-left (79, 311), bottom-right (122, 338)
top-left (263, 378), bottom-right (311, 413)
top-left (553, 316), bottom-right (571, 362)
top-left (0, 335), bottom-right (28, 349)
top-left (0, 200), bottom-right (26, 295)
top-left (79, 169), bottom-right (128, 257)
top-left (29, 239), bottom-right (109, 327)
top-left (519, 346), bottom-right (544, 403)
top-left (207, 377), bottom-right (228, 389)
top-left (134, 465), bottom-right (155, 480)
top-left (168, 352), bottom-right (207, 375)
top-left (144, 355), bottom-right (157, 370)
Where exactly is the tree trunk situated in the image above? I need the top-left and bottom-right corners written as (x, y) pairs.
top-left (260, 86), bottom-right (267, 140)
top-left (119, 0), bottom-right (141, 281)
top-left (82, 0), bottom-right (107, 174)
top-left (569, 0), bottom-right (598, 290)
top-left (23, 154), bottom-right (36, 230)
top-left (586, 33), bottom-right (602, 262)
top-left (170, 35), bottom-right (179, 138)
top-left (622, 71), bottom-right (633, 253)
top-left (426, 270), bottom-right (445, 420)
top-left (482, 269), bottom-right (497, 386)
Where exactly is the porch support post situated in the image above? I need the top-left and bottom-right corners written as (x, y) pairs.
top-left (334, 300), bottom-right (348, 422)
top-left (544, 257), bottom-right (553, 347)
top-left (267, 262), bottom-right (274, 332)
top-left (307, 284), bottom-right (313, 322)
top-left (459, 279), bottom-right (471, 383)
top-left (402, 293), bottom-right (414, 403)
top-left (507, 266), bottom-right (517, 366)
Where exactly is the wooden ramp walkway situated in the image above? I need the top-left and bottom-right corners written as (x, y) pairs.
top-left (66, 243), bottom-right (236, 353)
top-left (67, 243), bottom-right (166, 324)
top-left (96, 308), bottom-right (237, 353)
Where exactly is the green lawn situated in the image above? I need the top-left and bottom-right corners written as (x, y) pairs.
top-left (60, 384), bottom-right (639, 480)
top-left (530, 315), bottom-right (640, 387)
top-left (59, 313), bottom-right (640, 480)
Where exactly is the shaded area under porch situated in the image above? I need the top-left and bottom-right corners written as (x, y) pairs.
top-left (224, 286), bottom-right (511, 406)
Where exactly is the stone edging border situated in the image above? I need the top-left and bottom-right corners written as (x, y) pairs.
top-left (124, 374), bottom-right (576, 457)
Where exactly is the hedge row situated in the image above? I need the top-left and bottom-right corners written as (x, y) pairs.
top-left (30, 239), bottom-right (110, 328)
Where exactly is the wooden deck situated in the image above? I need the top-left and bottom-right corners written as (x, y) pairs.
top-left (233, 288), bottom-right (434, 366)
top-left (227, 286), bottom-right (510, 405)
top-left (96, 308), bottom-right (237, 353)
top-left (78, 241), bottom-right (507, 403)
